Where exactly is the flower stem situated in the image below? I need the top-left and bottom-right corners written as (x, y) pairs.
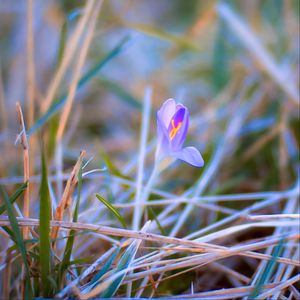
top-left (133, 159), bottom-right (160, 230)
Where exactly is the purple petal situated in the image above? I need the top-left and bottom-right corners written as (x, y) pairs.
top-left (156, 113), bottom-right (171, 156)
top-left (175, 103), bottom-right (185, 112)
top-left (168, 106), bottom-right (189, 151)
top-left (157, 98), bottom-right (176, 128)
top-left (172, 146), bottom-right (204, 167)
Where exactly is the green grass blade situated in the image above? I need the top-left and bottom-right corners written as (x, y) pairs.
top-left (99, 146), bottom-right (130, 180)
top-left (2, 227), bottom-right (16, 242)
top-left (95, 194), bottom-right (127, 228)
top-left (99, 147), bottom-right (130, 180)
top-left (39, 148), bottom-right (52, 297)
top-left (0, 186), bottom-right (33, 298)
top-left (27, 36), bottom-right (130, 137)
top-left (0, 182), bottom-right (27, 215)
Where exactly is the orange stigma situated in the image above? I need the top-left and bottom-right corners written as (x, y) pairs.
top-left (169, 119), bottom-right (182, 140)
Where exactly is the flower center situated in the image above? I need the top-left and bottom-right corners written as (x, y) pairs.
top-left (169, 119), bottom-right (182, 140)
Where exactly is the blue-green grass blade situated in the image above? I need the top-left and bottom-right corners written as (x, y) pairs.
top-left (95, 194), bottom-right (127, 228)
top-left (39, 148), bottom-right (52, 297)
top-left (27, 36), bottom-right (130, 137)
top-left (83, 247), bottom-right (120, 294)
top-left (100, 241), bottom-right (140, 297)
top-left (99, 77), bottom-right (141, 110)
top-left (248, 238), bottom-right (285, 299)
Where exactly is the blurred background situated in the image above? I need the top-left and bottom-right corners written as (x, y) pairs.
top-left (0, 0), bottom-right (299, 182)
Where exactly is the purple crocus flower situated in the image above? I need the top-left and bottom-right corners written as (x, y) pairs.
top-left (156, 98), bottom-right (204, 167)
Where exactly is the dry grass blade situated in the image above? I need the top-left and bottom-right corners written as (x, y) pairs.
top-left (51, 151), bottom-right (86, 244)
top-left (16, 102), bottom-right (30, 239)
top-left (56, 0), bottom-right (102, 140)
top-left (2, 249), bottom-right (12, 299)
top-left (54, 0), bottom-right (101, 200)
top-left (1, 217), bottom-right (299, 268)
top-left (289, 285), bottom-right (300, 299)
top-left (26, 0), bottom-right (35, 127)
top-left (170, 282), bottom-right (282, 299)
top-left (247, 214), bottom-right (300, 220)
top-left (41, 0), bottom-right (95, 113)
top-left (258, 273), bottom-right (300, 299)
top-left (58, 162), bottom-right (84, 283)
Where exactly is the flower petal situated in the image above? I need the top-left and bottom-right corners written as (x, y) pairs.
top-left (172, 146), bottom-right (204, 167)
top-left (157, 98), bottom-right (176, 128)
top-left (156, 112), bottom-right (171, 156)
top-left (168, 106), bottom-right (189, 151)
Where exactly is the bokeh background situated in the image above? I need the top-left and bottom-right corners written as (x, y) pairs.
top-left (0, 0), bottom-right (298, 175)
